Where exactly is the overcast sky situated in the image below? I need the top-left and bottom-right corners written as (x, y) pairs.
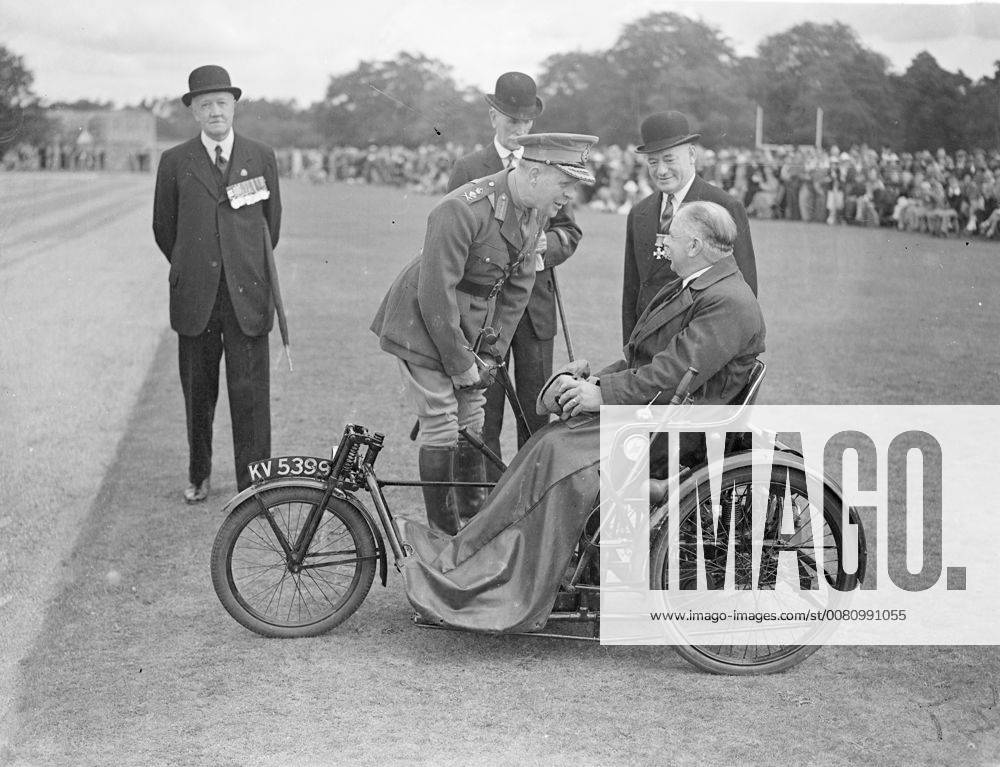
top-left (2, 0), bottom-right (999, 106)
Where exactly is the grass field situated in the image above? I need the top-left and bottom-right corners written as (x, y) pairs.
top-left (1, 173), bottom-right (999, 765)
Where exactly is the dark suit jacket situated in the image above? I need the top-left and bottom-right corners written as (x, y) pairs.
top-left (153, 133), bottom-right (282, 337)
top-left (448, 144), bottom-right (581, 340)
top-left (622, 175), bottom-right (756, 344)
top-left (600, 256), bottom-right (765, 407)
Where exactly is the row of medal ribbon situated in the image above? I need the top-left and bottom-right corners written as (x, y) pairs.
top-left (227, 176), bottom-right (270, 209)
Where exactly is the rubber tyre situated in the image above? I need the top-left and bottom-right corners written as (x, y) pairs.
top-left (650, 464), bottom-right (861, 675)
top-left (211, 485), bottom-right (377, 638)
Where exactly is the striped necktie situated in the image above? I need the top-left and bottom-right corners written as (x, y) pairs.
top-left (658, 194), bottom-right (675, 233)
top-left (215, 145), bottom-right (228, 176)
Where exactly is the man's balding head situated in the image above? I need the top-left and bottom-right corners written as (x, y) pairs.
top-left (664, 201), bottom-right (738, 277)
top-left (676, 201), bottom-right (737, 260)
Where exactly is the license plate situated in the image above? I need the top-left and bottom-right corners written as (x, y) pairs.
top-left (248, 455), bottom-right (334, 484)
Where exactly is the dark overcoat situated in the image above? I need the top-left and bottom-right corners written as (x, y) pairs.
top-left (622, 175), bottom-right (757, 343)
top-left (153, 134), bottom-right (282, 337)
top-left (601, 256), bottom-right (765, 407)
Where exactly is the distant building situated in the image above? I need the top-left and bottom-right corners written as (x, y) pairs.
top-left (45, 108), bottom-right (157, 172)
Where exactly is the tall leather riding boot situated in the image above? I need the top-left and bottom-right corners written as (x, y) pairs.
top-left (418, 445), bottom-right (460, 535)
top-left (454, 434), bottom-right (489, 524)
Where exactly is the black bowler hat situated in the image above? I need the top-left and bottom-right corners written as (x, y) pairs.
top-left (485, 72), bottom-right (544, 121)
top-left (182, 65), bottom-right (242, 107)
top-left (636, 111), bottom-right (701, 154)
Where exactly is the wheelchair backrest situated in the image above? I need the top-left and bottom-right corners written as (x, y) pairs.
top-left (723, 359), bottom-right (766, 453)
top-left (732, 359), bottom-right (766, 409)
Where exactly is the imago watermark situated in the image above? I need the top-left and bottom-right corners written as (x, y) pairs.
top-left (598, 405), bottom-right (999, 646)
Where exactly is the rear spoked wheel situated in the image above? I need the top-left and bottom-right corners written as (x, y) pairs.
top-left (211, 486), bottom-right (377, 637)
top-left (650, 465), bottom-right (861, 674)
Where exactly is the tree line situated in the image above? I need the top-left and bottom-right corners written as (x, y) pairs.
top-left (3, 12), bottom-right (1000, 154)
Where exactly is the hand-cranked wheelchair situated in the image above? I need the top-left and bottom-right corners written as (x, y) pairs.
top-left (210, 361), bottom-right (868, 675)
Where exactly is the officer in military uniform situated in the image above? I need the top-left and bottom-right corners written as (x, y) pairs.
top-left (371, 133), bottom-right (597, 534)
top-left (448, 72), bottom-right (583, 480)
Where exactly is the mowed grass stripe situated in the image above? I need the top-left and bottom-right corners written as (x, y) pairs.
top-left (0, 172), bottom-right (119, 207)
top-left (6, 332), bottom-right (228, 763)
top-left (1, 178), bottom-right (152, 267)
top-left (0, 171), bottom-right (166, 757)
top-left (5, 180), bottom-right (1000, 764)
top-left (0, 172), bottom-right (126, 219)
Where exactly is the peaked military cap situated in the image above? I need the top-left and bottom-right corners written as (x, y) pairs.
top-left (517, 133), bottom-right (599, 184)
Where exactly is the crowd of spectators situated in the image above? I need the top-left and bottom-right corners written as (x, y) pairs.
top-left (1, 142), bottom-right (109, 171)
top-left (275, 145), bottom-right (459, 195)
top-left (705, 144), bottom-right (1000, 238)
top-left (280, 142), bottom-right (1000, 240)
top-left (583, 143), bottom-right (1000, 238)
top-left (9, 136), bottom-right (1000, 239)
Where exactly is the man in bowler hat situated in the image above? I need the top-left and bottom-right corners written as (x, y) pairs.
top-left (153, 65), bottom-right (282, 501)
top-left (622, 110), bottom-right (756, 343)
top-left (448, 73), bottom-right (583, 477)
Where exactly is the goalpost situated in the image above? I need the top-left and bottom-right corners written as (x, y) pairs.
top-left (755, 104), bottom-right (824, 150)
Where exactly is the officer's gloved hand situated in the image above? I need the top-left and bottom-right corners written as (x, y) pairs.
top-left (451, 363), bottom-right (481, 390)
top-left (473, 353), bottom-right (501, 388)
top-left (553, 358), bottom-right (591, 380)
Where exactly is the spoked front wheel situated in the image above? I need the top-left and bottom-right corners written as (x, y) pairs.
top-left (650, 465), bottom-right (862, 675)
top-left (211, 486), bottom-right (378, 638)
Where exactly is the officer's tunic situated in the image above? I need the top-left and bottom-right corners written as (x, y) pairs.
top-left (371, 170), bottom-right (540, 376)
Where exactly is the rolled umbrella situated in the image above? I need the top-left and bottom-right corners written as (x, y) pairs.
top-left (263, 226), bottom-right (292, 371)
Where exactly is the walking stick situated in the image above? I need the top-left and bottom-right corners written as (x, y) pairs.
top-left (550, 268), bottom-right (575, 362)
top-left (493, 360), bottom-right (533, 446)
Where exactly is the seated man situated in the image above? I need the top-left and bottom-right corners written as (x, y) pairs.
top-left (401, 201), bottom-right (766, 633)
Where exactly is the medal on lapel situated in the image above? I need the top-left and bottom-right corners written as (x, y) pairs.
top-left (653, 232), bottom-right (668, 260)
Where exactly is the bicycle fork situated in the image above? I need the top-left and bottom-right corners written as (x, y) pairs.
top-left (361, 464), bottom-right (409, 569)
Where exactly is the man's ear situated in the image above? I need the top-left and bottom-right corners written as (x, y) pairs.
top-left (688, 233), bottom-right (702, 258)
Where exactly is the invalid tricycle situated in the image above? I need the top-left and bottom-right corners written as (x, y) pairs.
top-left (210, 364), bottom-right (867, 674)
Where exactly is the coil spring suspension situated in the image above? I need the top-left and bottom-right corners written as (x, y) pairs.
top-left (343, 442), bottom-right (360, 471)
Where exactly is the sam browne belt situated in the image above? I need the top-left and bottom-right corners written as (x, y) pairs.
top-left (456, 278), bottom-right (494, 299)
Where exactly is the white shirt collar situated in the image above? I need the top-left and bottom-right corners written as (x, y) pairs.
top-left (494, 136), bottom-right (524, 163)
top-left (682, 265), bottom-right (712, 289)
top-left (662, 173), bottom-right (696, 213)
top-left (201, 130), bottom-right (235, 162)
